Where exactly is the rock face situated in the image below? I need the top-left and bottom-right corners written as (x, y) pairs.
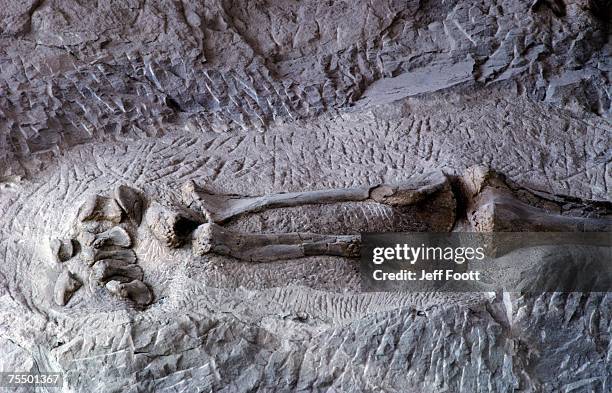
top-left (0, 1), bottom-right (610, 392)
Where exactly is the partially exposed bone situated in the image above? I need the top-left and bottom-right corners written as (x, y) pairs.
top-left (106, 279), bottom-right (153, 307)
top-left (192, 223), bottom-right (360, 262)
top-left (50, 238), bottom-right (77, 262)
top-left (182, 171), bottom-right (448, 223)
top-left (145, 203), bottom-right (200, 248)
top-left (463, 166), bottom-right (612, 232)
top-left (114, 185), bottom-right (144, 225)
top-left (53, 270), bottom-right (82, 306)
top-left (82, 248), bottom-right (137, 266)
top-left (78, 195), bottom-right (123, 223)
top-left (90, 259), bottom-right (143, 285)
top-left (92, 226), bottom-right (131, 249)
top-left (469, 187), bottom-right (611, 232)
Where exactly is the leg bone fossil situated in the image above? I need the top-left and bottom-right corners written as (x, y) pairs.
top-left (182, 171), bottom-right (448, 223)
top-left (192, 223), bottom-right (360, 262)
top-left (158, 171), bottom-right (451, 261)
top-left (463, 166), bottom-right (612, 232)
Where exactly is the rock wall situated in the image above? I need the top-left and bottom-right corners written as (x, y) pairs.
top-left (0, 1), bottom-right (610, 392)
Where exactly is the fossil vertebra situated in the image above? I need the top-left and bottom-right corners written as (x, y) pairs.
top-left (82, 248), bottom-right (137, 266)
top-left (90, 259), bottom-right (144, 286)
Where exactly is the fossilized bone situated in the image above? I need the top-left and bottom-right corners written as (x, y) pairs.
top-left (57, 187), bottom-right (155, 308)
top-left (463, 165), bottom-right (611, 232)
top-left (54, 270), bottom-right (82, 306)
top-left (192, 223), bottom-right (360, 262)
top-left (82, 246), bottom-right (137, 266)
top-left (78, 195), bottom-right (124, 223)
top-left (145, 203), bottom-right (200, 248)
top-left (114, 185), bottom-right (144, 225)
top-left (50, 238), bottom-right (77, 262)
top-left (91, 226), bottom-right (131, 249)
top-left (105, 279), bottom-right (153, 307)
top-left (166, 171), bottom-right (453, 261)
top-left (469, 187), bottom-right (611, 232)
top-left (182, 171), bottom-right (449, 223)
top-left (90, 259), bottom-right (144, 286)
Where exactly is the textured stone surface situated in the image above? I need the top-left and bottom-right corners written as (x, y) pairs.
top-left (0, 1), bottom-right (610, 392)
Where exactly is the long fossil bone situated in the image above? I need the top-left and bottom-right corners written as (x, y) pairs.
top-left (469, 187), bottom-right (612, 232)
top-left (182, 171), bottom-right (449, 223)
top-left (192, 223), bottom-right (360, 262)
top-left (463, 165), bottom-right (611, 233)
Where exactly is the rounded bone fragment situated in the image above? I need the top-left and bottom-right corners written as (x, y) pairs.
top-left (145, 203), bottom-right (199, 248)
top-left (92, 226), bottom-right (131, 249)
top-left (114, 185), bottom-right (144, 225)
top-left (78, 195), bottom-right (123, 223)
top-left (105, 280), bottom-right (153, 307)
top-left (50, 238), bottom-right (77, 262)
top-left (53, 271), bottom-right (82, 306)
top-left (90, 259), bottom-right (144, 285)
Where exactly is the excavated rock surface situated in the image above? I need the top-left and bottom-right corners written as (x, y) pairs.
top-left (0, 1), bottom-right (610, 392)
